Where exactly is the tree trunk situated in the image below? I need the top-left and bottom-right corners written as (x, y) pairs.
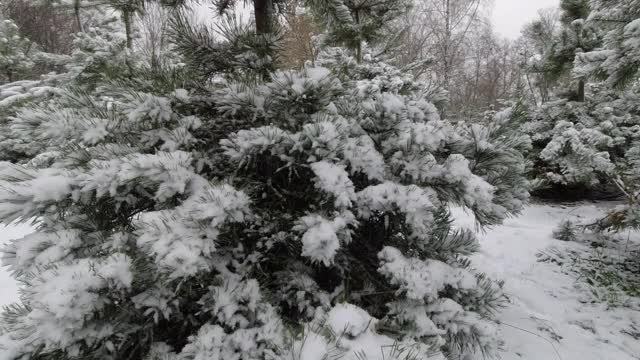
top-left (254, 0), bottom-right (271, 35)
top-left (525, 73), bottom-right (539, 107)
top-left (441, 0), bottom-right (451, 120)
top-left (74, 0), bottom-right (84, 32)
top-left (577, 79), bottom-right (585, 102)
top-left (354, 9), bottom-right (362, 63)
top-left (123, 10), bottom-right (133, 49)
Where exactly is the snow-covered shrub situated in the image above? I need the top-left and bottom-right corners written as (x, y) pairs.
top-left (0, 2), bottom-right (530, 360)
top-left (553, 220), bottom-right (579, 242)
top-left (522, 86), bottom-right (640, 197)
top-left (519, 0), bottom-right (640, 198)
top-left (570, 0), bottom-right (640, 235)
top-left (592, 143), bottom-right (640, 232)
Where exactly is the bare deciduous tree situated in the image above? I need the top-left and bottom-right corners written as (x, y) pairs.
top-left (136, 2), bottom-right (173, 69)
top-left (1, 0), bottom-right (78, 55)
top-left (279, 3), bottom-right (319, 69)
top-left (396, 0), bottom-right (495, 117)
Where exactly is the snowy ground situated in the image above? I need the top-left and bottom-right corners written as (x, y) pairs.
top-left (453, 203), bottom-right (640, 360)
top-left (0, 204), bottom-right (638, 359)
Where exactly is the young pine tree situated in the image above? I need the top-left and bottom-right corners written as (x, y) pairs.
top-left (519, 1), bottom-right (640, 197)
top-left (0, 2), bottom-right (529, 359)
top-left (543, 0), bottom-right (600, 102)
top-left (526, 0), bottom-right (640, 201)
top-left (522, 95), bottom-right (615, 193)
top-left (306, 0), bottom-right (410, 63)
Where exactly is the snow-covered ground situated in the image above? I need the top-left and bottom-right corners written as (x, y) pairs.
top-left (0, 204), bottom-right (638, 359)
top-left (454, 203), bottom-right (640, 360)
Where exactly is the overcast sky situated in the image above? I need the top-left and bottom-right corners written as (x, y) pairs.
top-left (492, 0), bottom-right (559, 39)
top-left (196, 1), bottom-right (561, 40)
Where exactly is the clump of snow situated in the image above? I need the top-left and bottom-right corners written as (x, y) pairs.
top-left (0, 164), bottom-right (75, 223)
top-left (81, 118), bottom-right (111, 145)
top-left (342, 135), bottom-right (386, 180)
top-left (302, 120), bottom-right (344, 160)
top-left (326, 303), bottom-right (372, 337)
top-left (4, 229), bottom-right (82, 276)
top-left (80, 151), bottom-right (196, 202)
top-left (125, 93), bottom-right (173, 124)
top-left (310, 161), bottom-right (356, 208)
top-left (294, 212), bottom-right (355, 266)
top-left (220, 125), bottom-right (293, 162)
top-left (357, 182), bottom-right (438, 238)
top-left (0, 254), bottom-right (134, 353)
top-left (177, 275), bottom-right (283, 360)
top-left (131, 287), bottom-right (177, 324)
top-left (287, 303), bottom-right (445, 360)
top-left (136, 183), bottom-right (251, 277)
top-left (392, 119), bottom-right (453, 153)
top-left (173, 88), bottom-right (190, 102)
top-left (378, 246), bottom-right (477, 301)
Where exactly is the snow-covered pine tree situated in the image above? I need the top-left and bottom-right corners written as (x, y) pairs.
top-left (0, 16), bottom-right (42, 162)
top-left (0, 6), bottom-right (130, 163)
top-left (521, 81), bottom-right (640, 197)
top-left (524, 0), bottom-right (640, 202)
top-left (552, 219), bottom-right (579, 241)
top-left (574, 0), bottom-right (640, 89)
top-left (306, 0), bottom-right (410, 63)
top-left (593, 141), bottom-right (640, 231)
top-left (0, 2), bottom-right (529, 359)
top-left (517, 1), bottom-right (640, 196)
top-left (552, 0), bottom-right (640, 296)
top-left (543, 0), bottom-right (600, 102)
top-left (522, 94), bottom-right (614, 193)
top-left (0, 17), bottom-right (35, 83)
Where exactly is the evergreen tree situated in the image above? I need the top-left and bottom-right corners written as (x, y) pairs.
top-left (527, 0), bottom-right (640, 227)
top-left (0, 7), bottom-right (129, 163)
top-left (561, 0), bottom-right (640, 280)
top-left (543, 0), bottom-right (599, 101)
top-left (306, 0), bottom-right (411, 62)
top-left (552, 219), bottom-right (578, 241)
top-left (213, 0), bottom-right (290, 35)
top-left (596, 142), bottom-right (640, 231)
top-left (0, 2), bottom-right (530, 359)
top-left (518, 0), bottom-right (640, 196)
top-left (574, 0), bottom-right (640, 89)
top-left (521, 83), bottom-right (640, 196)
top-left (0, 18), bottom-right (35, 83)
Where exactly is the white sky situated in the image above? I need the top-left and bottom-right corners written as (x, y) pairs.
top-left (492, 0), bottom-right (560, 39)
top-left (195, 1), bottom-right (560, 40)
